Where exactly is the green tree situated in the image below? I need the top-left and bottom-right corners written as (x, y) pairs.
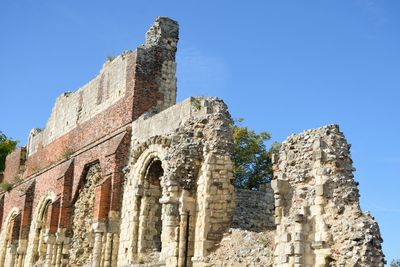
top-left (0, 131), bottom-right (18, 172)
top-left (232, 118), bottom-right (280, 190)
top-left (391, 259), bottom-right (400, 267)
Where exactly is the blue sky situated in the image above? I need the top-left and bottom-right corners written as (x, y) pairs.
top-left (1, 0), bottom-right (399, 263)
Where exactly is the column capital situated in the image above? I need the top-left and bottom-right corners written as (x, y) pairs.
top-left (92, 221), bottom-right (107, 233)
top-left (179, 189), bottom-right (195, 214)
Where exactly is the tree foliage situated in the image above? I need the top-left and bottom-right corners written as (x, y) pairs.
top-left (391, 259), bottom-right (400, 267)
top-left (232, 118), bottom-right (280, 190)
top-left (0, 131), bottom-right (18, 172)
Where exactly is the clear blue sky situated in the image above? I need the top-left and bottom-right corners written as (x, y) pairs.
top-left (1, 0), bottom-right (399, 263)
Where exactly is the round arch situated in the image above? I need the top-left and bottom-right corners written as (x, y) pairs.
top-left (119, 143), bottom-right (173, 265)
top-left (133, 144), bottom-right (169, 187)
top-left (24, 191), bottom-right (57, 266)
top-left (135, 146), bottom-right (167, 257)
top-left (0, 207), bottom-right (21, 266)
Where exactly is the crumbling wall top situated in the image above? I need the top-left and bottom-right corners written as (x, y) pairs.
top-left (145, 16), bottom-right (179, 48)
top-left (272, 124), bottom-right (385, 266)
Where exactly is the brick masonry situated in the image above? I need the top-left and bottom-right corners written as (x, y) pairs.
top-left (2, 148), bottom-right (26, 184)
top-left (0, 17), bottom-right (384, 267)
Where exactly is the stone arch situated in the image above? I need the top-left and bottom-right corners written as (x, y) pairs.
top-left (119, 141), bottom-right (201, 266)
top-left (134, 146), bottom-right (168, 263)
top-left (137, 157), bottom-right (164, 256)
top-left (0, 207), bottom-right (21, 267)
top-left (118, 143), bottom-right (172, 265)
top-left (24, 191), bottom-right (57, 266)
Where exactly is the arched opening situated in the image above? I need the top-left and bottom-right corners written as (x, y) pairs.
top-left (24, 193), bottom-right (57, 267)
top-left (69, 162), bottom-right (102, 265)
top-left (33, 199), bottom-right (51, 264)
top-left (137, 159), bottom-right (164, 261)
top-left (0, 209), bottom-right (21, 267)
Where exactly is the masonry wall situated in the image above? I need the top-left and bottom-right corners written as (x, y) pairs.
top-left (0, 16), bottom-right (386, 267)
top-left (2, 148), bottom-right (26, 184)
top-left (27, 55), bottom-right (129, 156)
top-left (24, 17), bottom-right (178, 179)
top-left (0, 16), bottom-right (180, 267)
top-left (232, 185), bottom-right (275, 232)
top-left (272, 125), bottom-right (384, 267)
top-left (118, 97), bottom-right (235, 267)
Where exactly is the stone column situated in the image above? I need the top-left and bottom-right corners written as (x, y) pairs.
top-left (103, 232), bottom-right (113, 267)
top-left (159, 184), bottom-right (180, 267)
top-left (129, 185), bottom-right (142, 263)
top-left (54, 242), bottom-right (62, 267)
top-left (44, 233), bottom-right (56, 267)
top-left (111, 233), bottom-right (119, 267)
top-left (54, 229), bottom-right (67, 267)
top-left (60, 238), bottom-right (70, 267)
top-left (177, 190), bottom-right (195, 267)
top-left (137, 195), bottom-right (149, 254)
top-left (92, 221), bottom-right (106, 267)
top-left (178, 212), bottom-right (188, 267)
top-left (16, 239), bottom-right (27, 267)
top-left (4, 242), bottom-right (17, 267)
top-left (107, 213), bottom-right (120, 267)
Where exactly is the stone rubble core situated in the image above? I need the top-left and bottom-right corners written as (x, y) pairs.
top-left (0, 16), bottom-right (385, 267)
top-left (232, 186), bottom-right (275, 232)
top-left (271, 125), bottom-right (385, 267)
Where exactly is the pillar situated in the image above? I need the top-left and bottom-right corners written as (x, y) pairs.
top-left (92, 221), bottom-right (106, 267)
top-left (4, 242), bottom-right (17, 267)
top-left (16, 239), bottom-right (27, 267)
top-left (130, 185), bottom-right (143, 263)
top-left (177, 190), bottom-right (195, 267)
top-left (44, 233), bottom-right (56, 267)
top-left (159, 184), bottom-right (180, 267)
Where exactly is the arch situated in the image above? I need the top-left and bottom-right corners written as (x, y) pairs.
top-left (0, 207), bottom-right (21, 266)
top-left (137, 157), bottom-right (164, 255)
top-left (118, 143), bottom-right (172, 265)
top-left (24, 191), bottom-right (57, 266)
top-left (69, 162), bottom-right (102, 266)
top-left (136, 147), bottom-right (168, 186)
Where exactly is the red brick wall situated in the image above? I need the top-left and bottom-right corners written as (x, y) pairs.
top-left (3, 147), bottom-right (25, 184)
top-left (2, 183), bottom-right (26, 229)
top-left (0, 17), bottom-right (179, 246)
top-left (24, 54), bottom-right (137, 178)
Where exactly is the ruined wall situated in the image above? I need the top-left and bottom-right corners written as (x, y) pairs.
top-left (26, 17), bottom-right (178, 159)
top-left (0, 16), bottom-right (180, 267)
top-left (272, 125), bottom-right (384, 267)
top-left (69, 163), bottom-right (102, 265)
top-left (118, 97), bottom-right (235, 267)
top-left (23, 16), bottom-right (178, 178)
top-left (27, 55), bottom-right (129, 156)
top-left (232, 185), bottom-right (275, 232)
top-left (0, 16), bottom-right (386, 267)
top-left (2, 148), bottom-right (26, 184)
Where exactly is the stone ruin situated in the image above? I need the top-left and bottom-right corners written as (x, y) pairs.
top-left (0, 17), bottom-right (384, 267)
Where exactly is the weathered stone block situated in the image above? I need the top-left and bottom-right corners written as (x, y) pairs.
top-left (271, 179), bottom-right (290, 194)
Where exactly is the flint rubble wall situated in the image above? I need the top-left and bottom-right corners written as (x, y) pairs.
top-left (272, 125), bottom-right (384, 267)
top-left (232, 186), bottom-right (275, 232)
